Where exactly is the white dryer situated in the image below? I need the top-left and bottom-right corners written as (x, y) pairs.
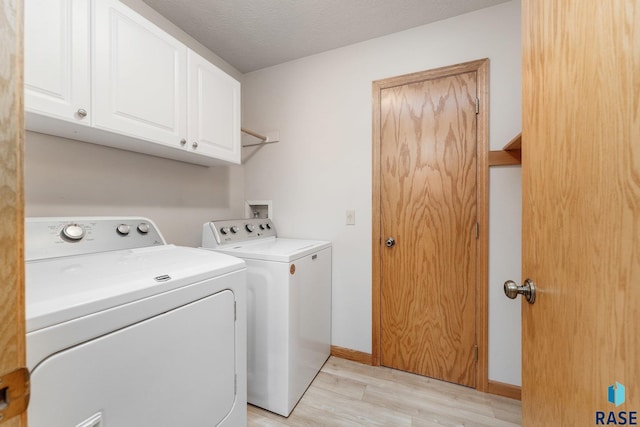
top-left (202, 218), bottom-right (331, 417)
top-left (26, 217), bottom-right (247, 427)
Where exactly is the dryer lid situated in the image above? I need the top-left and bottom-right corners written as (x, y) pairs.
top-left (25, 245), bottom-right (245, 332)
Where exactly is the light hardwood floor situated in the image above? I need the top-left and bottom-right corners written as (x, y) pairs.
top-left (248, 357), bottom-right (521, 426)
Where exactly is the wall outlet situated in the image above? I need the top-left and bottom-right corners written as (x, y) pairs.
top-left (346, 209), bottom-right (355, 225)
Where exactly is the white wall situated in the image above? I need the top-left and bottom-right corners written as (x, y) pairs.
top-left (489, 166), bottom-right (522, 386)
top-left (24, 0), bottom-right (245, 247)
top-left (24, 132), bottom-right (244, 247)
top-left (242, 1), bottom-right (523, 385)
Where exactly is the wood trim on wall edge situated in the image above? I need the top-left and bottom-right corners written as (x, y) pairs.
top-left (488, 380), bottom-right (522, 401)
top-left (0, 0), bottom-right (27, 425)
top-left (330, 346), bottom-right (374, 366)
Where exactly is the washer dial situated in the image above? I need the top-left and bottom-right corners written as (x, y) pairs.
top-left (117, 224), bottom-right (130, 235)
top-left (61, 224), bottom-right (85, 241)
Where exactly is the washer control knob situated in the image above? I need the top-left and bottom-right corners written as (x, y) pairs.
top-left (230, 226), bottom-right (239, 234)
top-left (259, 224), bottom-right (266, 230)
top-left (61, 223), bottom-right (85, 241)
top-left (245, 224), bottom-right (255, 232)
top-left (265, 223), bottom-right (271, 230)
top-left (220, 227), bottom-right (230, 235)
top-left (117, 224), bottom-right (130, 235)
top-left (137, 222), bottom-right (150, 234)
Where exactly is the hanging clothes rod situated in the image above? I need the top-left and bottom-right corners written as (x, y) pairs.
top-left (241, 127), bottom-right (268, 142)
top-left (241, 128), bottom-right (280, 147)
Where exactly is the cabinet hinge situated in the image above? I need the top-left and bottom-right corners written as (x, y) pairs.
top-left (475, 222), bottom-right (479, 239)
top-left (475, 97), bottom-right (479, 114)
top-left (474, 345), bottom-right (479, 362)
top-left (0, 368), bottom-right (30, 424)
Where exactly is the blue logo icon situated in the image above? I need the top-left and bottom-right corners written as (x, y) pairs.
top-left (609, 382), bottom-right (626, 407)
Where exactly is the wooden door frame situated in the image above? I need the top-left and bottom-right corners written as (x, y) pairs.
top-left (0, 0), bottom-right (27, 425)
top-left (371, 58), bottom-right (489, 392)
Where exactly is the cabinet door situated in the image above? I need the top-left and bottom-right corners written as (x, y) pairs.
top-left (188, 50), bottom-right (241, 164)
top-left (24, 0), bottom-right (90, 125)
top-left (92, 0), bottom-right (187, 148)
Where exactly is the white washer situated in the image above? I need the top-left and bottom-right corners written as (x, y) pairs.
top-left (26, 217), bottom-right (247, 427)
top-left (202, 218), bottom-right (331, 417)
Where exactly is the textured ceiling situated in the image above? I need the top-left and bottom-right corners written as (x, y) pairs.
top-left (142, 0), bottom-right (510, 73)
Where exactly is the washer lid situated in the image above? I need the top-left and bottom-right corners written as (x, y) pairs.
top-left (211, 237), bottom-right (331, 262)
top-left (25, 245), bottom-right (245, 333)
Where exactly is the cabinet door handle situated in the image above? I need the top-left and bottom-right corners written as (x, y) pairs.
top-left (180, 138), bottom-right (187, 146)
top-left (192, 141), bottom-right (198, 149)
top-left (77, 108), bottom-right (88, 119)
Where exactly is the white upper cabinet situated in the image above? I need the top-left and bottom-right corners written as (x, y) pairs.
top-left (187, 50), bottom-right (241, 164)
top-left (24, 0), bottom-right (91, 126)
top-left (23, 0), bottom-right (241, 166)
top-left (92, 0), bottom-right (188, 148)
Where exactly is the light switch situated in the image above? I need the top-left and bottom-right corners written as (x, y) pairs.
top-left (346, 209), bottom-right (355, 225)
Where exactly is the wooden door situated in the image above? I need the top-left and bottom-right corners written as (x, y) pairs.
top-left (378, 65), bottom-right (480, 387)
top-left (521, 1), bottom-right (639, 425)
top-left (0, 0), bottom-right (27, 426)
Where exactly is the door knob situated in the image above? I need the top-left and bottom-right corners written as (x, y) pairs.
top-left (503, 278), bottom-right (536, 304)
top-left (385, 237), bottom-right (396, 248)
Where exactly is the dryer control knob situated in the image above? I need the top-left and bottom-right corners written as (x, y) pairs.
top-left (137, 222), bottom-right (150, 234)
top-left (259, 224), bottom-right (266, 230)
top-left (61, 223), bottom-right (85, 241)
top-left (245, 224), bottom-right (255, 232)
top-left (230, 226), bottom-right (239, 234)
top-left (220, 227), bottom-right (230, 235)
top-left (265, 223), bottom-right (271, 230)
top-left (117, 224), bottom-right (130, 235)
